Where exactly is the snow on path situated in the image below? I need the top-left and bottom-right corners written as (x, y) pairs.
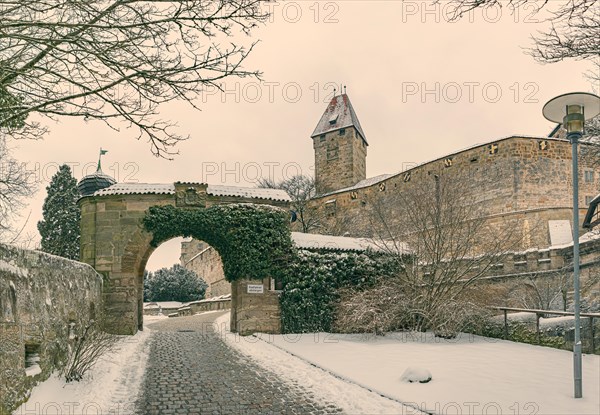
top-left (242, 329), bottom-right (600, 415)
top-left (214, 313), bottom-right (425, 414)
top-left (13, 317), bottom-right (161, 415)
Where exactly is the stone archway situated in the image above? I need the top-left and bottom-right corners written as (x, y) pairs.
top-left (78, 182), bottom-right (290, 335)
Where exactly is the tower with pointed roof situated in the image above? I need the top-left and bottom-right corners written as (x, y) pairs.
top-left (311, 93), bottom-right (368, 195)
top-left (77, 148), bottom-right (116, 197)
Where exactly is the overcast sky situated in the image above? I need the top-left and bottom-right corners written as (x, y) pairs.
top-left (12, 1), bottom-right (597, 271)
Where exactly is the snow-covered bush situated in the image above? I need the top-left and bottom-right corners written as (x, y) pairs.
top-left (334, 275), bottom-right (490, 337)
top-left (279, 249), bottom-right (399, 333)
top-left (61, 319), bottom-right (118, 382)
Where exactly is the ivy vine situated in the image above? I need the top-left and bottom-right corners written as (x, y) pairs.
top-left (143, 204), bottom-right (294, 283)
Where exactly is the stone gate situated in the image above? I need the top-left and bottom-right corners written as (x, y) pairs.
top-left (78, 181), bottom-right (290, 335)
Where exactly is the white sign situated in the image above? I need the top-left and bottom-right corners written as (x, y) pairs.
top-left (247, 284), bottom-right (264, 294)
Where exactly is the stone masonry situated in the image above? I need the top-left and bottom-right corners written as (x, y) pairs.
top-left (309, 136), bottom-right (600, 250)
top-left (78, 182), bottom-right (289, 335)
top-left (180, 239), bottom-right (230, 297)
top-left (0, 244), bottom-right (103, 414)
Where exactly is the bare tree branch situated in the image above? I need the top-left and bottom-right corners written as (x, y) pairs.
top-left (0, 0), bottom-right (270, 157)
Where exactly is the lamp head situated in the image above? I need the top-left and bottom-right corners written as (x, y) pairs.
top-left (543, 92), bottom-right (600, 136)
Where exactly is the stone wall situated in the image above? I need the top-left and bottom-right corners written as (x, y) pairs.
top-left (0, 244), bottom-right (103, 414)
top-left (181, 239), bottom-right (230, 297)
top-left (309, 136), bottom-right (600, 250)
top-left (230, 279), bottom-right (281, 335)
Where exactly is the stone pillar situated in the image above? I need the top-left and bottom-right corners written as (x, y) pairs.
top-left (231, 279), bottom-right (281, 336)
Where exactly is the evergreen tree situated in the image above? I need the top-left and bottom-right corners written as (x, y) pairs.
top-left (144, 264), bottom-right (207, 303)
top-left (37, 164), bottom-right (81, 260)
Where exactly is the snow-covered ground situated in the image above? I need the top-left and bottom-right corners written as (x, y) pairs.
top-left (16, 312), bottom-right (599, 415)
top-left (12, 315), bottom-right (164, 415)
top-left (216, 314), bottom-right (600, 415)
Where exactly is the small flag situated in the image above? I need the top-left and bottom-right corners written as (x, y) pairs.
top-left (100, 148), bottom-right (108, 155)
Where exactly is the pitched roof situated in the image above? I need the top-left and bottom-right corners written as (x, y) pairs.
top-left (311, 94), bottom-right (368, 144)
top-left (292, 232), bottom-right (379, 252)
top-left (91, 182), bottom-right (290, 202)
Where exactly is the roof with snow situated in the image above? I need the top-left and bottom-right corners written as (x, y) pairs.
top-left (292, 232), bottom-right (388, 253)
top-left (91, 182), bottom-right (290, 202)
top-left (77, 168), bottom-right (117, 197)
top-left (311, 94), bottom-right (367, 144)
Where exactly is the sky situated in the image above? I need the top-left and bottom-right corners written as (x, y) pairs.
top-left (10, 1), bottom-right (597, 271)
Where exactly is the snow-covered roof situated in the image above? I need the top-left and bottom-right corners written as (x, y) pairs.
top-left (548, 220), bottom-right (572, 246)
top-left (292, 232), bottom-right (382, 252)
top-left (320, 135), bottom-right (569, 197)
top-left (207, 184), bottom-right (290, 201)
top-left (95, 183), bottom-right (175, 196)
top-left (92, 182), bottom-right (290, 202)
top-left (143, 301), bottom-right (183, 309)
top-left (311, 94), bottom-right (367, 144)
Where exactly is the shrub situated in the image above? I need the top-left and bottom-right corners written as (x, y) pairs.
top-left (144, 264), bottom-right (207, 302)
top-left (61, 319), bottom-right (118, 382)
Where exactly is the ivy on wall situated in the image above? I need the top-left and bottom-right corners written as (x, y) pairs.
top-left (280, 250), bottom-right (400, 334)
top-left (143, 204), bottom-right (293, 283)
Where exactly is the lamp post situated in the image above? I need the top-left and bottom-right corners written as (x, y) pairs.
top-left (542, 92), bottom-right (600, 398)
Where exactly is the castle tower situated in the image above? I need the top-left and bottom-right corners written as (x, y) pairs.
top-left (311, 93), bottom-right (368, 195)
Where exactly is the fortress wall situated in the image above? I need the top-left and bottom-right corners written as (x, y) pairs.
top-left (0, 244), bottom-right (103, 414)
top-left (309, 137), bottom-right (600, 249)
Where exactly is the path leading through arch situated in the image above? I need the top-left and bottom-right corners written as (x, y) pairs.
top-left (135, 311), bottom-right (343, 414)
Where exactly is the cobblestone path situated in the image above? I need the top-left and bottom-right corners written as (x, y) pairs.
top-left (136, 312), bottom-right (344, 414)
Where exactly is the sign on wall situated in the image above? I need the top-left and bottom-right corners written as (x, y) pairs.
top-left (247, 284), bottom-right (264, 294)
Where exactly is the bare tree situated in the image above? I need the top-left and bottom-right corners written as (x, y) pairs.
top-left (442, 0), bottom-right (599, 86)
top-left (258, 175), bottom-right (324, 233)
top-left (0, 0), bottom-right (269, 157)
top-left (516, 272), bottom-right (569, 311)
top-left (0, 139), bottom-right (33, 242)
top-left (363, 171), bottom-right (520, 337)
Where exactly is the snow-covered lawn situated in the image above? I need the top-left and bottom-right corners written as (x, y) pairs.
top-left (16, 312), bottom-right (599, 415)
top-left (12, 315), bottom-right (163, 415)
top-left (216, 314), bottom-right (600, 415)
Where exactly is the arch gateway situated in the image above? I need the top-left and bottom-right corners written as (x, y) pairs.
top-left (78, 181), bottom-right (291, 335)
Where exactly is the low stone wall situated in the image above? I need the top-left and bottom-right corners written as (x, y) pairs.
top-left (0, 244), bottom-right (103, 414)
top-left (231, 279), bottom-right (281, 335)
top-left (187, 297), bottom-right (231, 314)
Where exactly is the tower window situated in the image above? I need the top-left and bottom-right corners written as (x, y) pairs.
top-left (320, 134), bottom-right (325, 142)
top-left (586, 195), bottom-right (594, 206)
top-left (339, 128), bottom-right (345, 136)
top-left (584, 170), bottom-right (594, 183)
top-left (329, 114), bottom-right (338, 125)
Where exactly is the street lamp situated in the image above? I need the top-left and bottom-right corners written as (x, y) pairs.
top-left (542, 92), bottom-right (600, 399)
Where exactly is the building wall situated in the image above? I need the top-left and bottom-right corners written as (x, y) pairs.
top-left (0, 244), bottom-right (103, 414)
top-left (309, 136), bottom-right (600, 250)
top-left (313, 126), bottom-right (367, 195)
top-left (181, 239), bottom-right (230, 297)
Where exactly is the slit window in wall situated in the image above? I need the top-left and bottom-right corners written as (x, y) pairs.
top-left (325, 199), bottom-right (336, 218)
top-left (25, 343), bottom-right (42, 377)
top-left (320, 134), bottom-right (326, 142)
top-left (339, 128), bottom-right (345, 136)
top-left (584, 170), bottom-right (594, 183)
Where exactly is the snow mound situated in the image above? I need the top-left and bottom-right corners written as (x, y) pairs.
top-left (400, 367), bottom-right (432, 383)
